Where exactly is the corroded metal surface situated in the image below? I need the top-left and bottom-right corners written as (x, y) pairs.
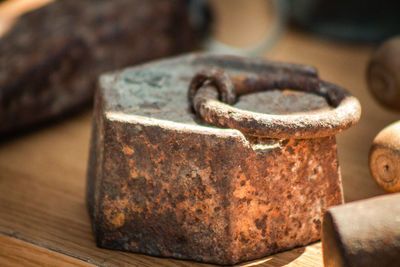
top-left (87, 54), bottom-right (360, 265)
top-left (189, 67), bottom-right (361, 139)
top-left (322, 193), bottom-right (400, 267)
top-left (0, 0), bottom-right (208, 136)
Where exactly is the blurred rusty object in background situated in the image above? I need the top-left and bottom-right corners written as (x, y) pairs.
top-left (367, 36), bottom-right (400, 110)
top-left (86, 54), bottom-right (361, 265)
top-left (0, 0), bottom-right (209, 137)
top-left (369, 121), bottom-right (400, 192)
top-left (322, 193), bottom-right (400, 267)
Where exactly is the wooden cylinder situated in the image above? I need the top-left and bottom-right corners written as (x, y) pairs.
top-left (322, 193), bottom-right (400, 267)
top-left (369, 121), bottom-right (400, 192)
top-left (367, 37), bottom-right (400, 110)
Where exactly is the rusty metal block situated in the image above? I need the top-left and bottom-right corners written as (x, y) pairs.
top-left (86, 54), bottom-right (361, 265)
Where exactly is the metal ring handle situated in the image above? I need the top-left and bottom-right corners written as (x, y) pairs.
top-left (190, 71), bottom-right (361, 139)
top-left (188, 68), bottom-right (236, 105)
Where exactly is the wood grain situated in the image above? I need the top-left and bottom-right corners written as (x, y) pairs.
top-left (1, 1), bottom-right (398, 266)
top-left (0, 234), bottom-right (93, 267)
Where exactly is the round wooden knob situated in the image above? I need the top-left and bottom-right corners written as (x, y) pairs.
top-left (367, 37), bottom-right (400, 110)
top-left (369, 121), bottom-right (400, 192)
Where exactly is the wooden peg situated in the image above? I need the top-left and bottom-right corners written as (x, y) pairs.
top-left (367, 37), bottom-right (400, 110)
top-left (369, 121), bottom-right (400, 192)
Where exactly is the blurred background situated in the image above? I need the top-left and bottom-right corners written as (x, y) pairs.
top-left (1, 0), bottom-right (400, 266)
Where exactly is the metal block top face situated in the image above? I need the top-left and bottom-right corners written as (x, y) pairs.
top-left (100, 54), bottom-right (332, 126)
top-left (87, 54), bottom-right (360, 265)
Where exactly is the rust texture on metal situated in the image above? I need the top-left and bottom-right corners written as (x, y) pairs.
top-left (367, 36), bottom-right (400, 110)
top-left (322, 193), bottom-right (400, 267)
top-left (86, 54), bottom-right (360, 265)
top-left (189, 67), bottom-right (361, 139)
top-left (369, 120), bottom-right (400, 192)
top-left (0, 0), bottom-right (208, 137)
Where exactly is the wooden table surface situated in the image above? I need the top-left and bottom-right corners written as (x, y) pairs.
top-left (1, 1), bottom-right (398, 266)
